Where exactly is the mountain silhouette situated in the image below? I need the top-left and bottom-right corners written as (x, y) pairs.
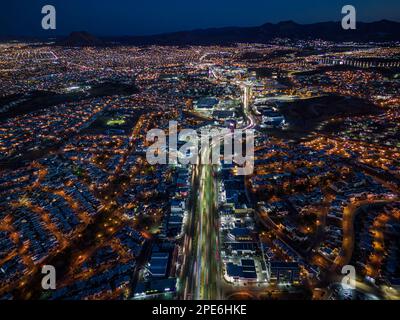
top-left (58, 20), bottom-right (400, 46)
top-left (119, 20), bottom-right (400, 45)
top-left (57, 31), bottom-right (104, 46)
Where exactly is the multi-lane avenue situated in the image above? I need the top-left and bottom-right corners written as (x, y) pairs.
top-left (180, 81), bottom-right (256, 300)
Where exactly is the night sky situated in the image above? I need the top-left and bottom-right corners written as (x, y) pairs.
top-left (1, 0), bottom-right (400, 36)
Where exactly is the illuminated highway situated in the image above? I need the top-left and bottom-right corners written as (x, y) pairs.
top-left (180, 136), bottom-right (220, 299)
top-left (180, 80), bottom-right (256, 300)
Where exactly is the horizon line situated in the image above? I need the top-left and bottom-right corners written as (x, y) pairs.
top-left (1, 18), bottom-right (400, 39)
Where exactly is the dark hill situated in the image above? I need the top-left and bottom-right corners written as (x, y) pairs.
top-left (55, 20), bottom-right (400, 47)
top-left (278, 95), bottom-right (383, 131)
top-left (115, 20), bottom-right (400, 45)
top-left (57, 31), bottom-right (104, 47)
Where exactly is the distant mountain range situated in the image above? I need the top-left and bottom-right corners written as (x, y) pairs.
top-left (56, 20), bottom-right (400, 46)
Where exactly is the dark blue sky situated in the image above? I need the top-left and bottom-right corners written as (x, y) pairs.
top-left (1, 0), bottom-right (399, 36)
